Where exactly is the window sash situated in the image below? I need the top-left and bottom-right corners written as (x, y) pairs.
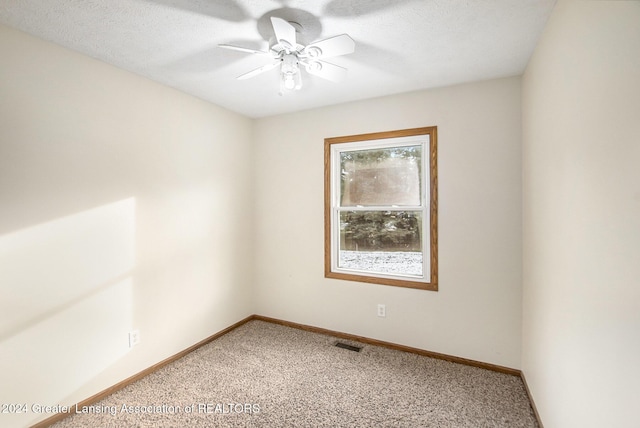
top-left (336, 209), bottom-right (426, 279)
top-left (329, 136), bottom-right (430, 283)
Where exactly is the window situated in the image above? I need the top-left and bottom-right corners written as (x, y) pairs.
top-left (324, 127), bottom-right (438, 290)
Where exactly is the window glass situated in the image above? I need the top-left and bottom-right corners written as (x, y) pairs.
top-left (339, 210), bottom-right (423, 276)
top-left (340, 145), bottom-right (422, 207)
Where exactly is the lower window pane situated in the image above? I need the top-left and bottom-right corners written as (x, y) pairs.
top-left (339, 211), bottom-right (423, 276)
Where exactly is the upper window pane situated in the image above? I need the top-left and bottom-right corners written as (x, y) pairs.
top-left (340, 145), bottom-right (422, 207)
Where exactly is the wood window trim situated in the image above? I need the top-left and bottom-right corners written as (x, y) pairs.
top-left (324, 126), bottom-right (438, 291)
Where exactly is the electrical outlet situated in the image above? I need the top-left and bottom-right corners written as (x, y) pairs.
top-left (377, 304), bottom-right (386, 317)
top-left (129, 330), bottom-right (140, 348)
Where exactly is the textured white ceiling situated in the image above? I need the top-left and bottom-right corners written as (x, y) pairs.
top-left (0, 0), bottom-right (556, 118)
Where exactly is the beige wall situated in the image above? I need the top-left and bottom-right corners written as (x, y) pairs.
top-left (522, 1), bottom-right (640, 427)
top-left (0, 24), bottom-right (524, 427)
top-left (0, 25), bottom-right (254, 427)
top-left (253, 77), bottom-right (524, 368)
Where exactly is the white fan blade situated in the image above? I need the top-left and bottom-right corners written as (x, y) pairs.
top-left (304, 34), bottom-right (355, 59)
top-left (219, 44), bottom-right (268, 55)
top-left (237, 60), bottom-right (280, 80)
top-left (303, 60), bottom-right (348, 82)
top-left (270, 17), bottom-right (296, 50)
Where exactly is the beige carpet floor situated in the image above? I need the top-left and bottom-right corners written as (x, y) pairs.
top-left (52, 320), bottom-right (538, 427)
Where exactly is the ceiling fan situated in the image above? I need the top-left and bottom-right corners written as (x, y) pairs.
top-left (219, 17), bottom-right (355, 94)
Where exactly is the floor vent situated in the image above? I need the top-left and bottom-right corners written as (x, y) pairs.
top-left (335, 342), bottom-right (362, 352)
